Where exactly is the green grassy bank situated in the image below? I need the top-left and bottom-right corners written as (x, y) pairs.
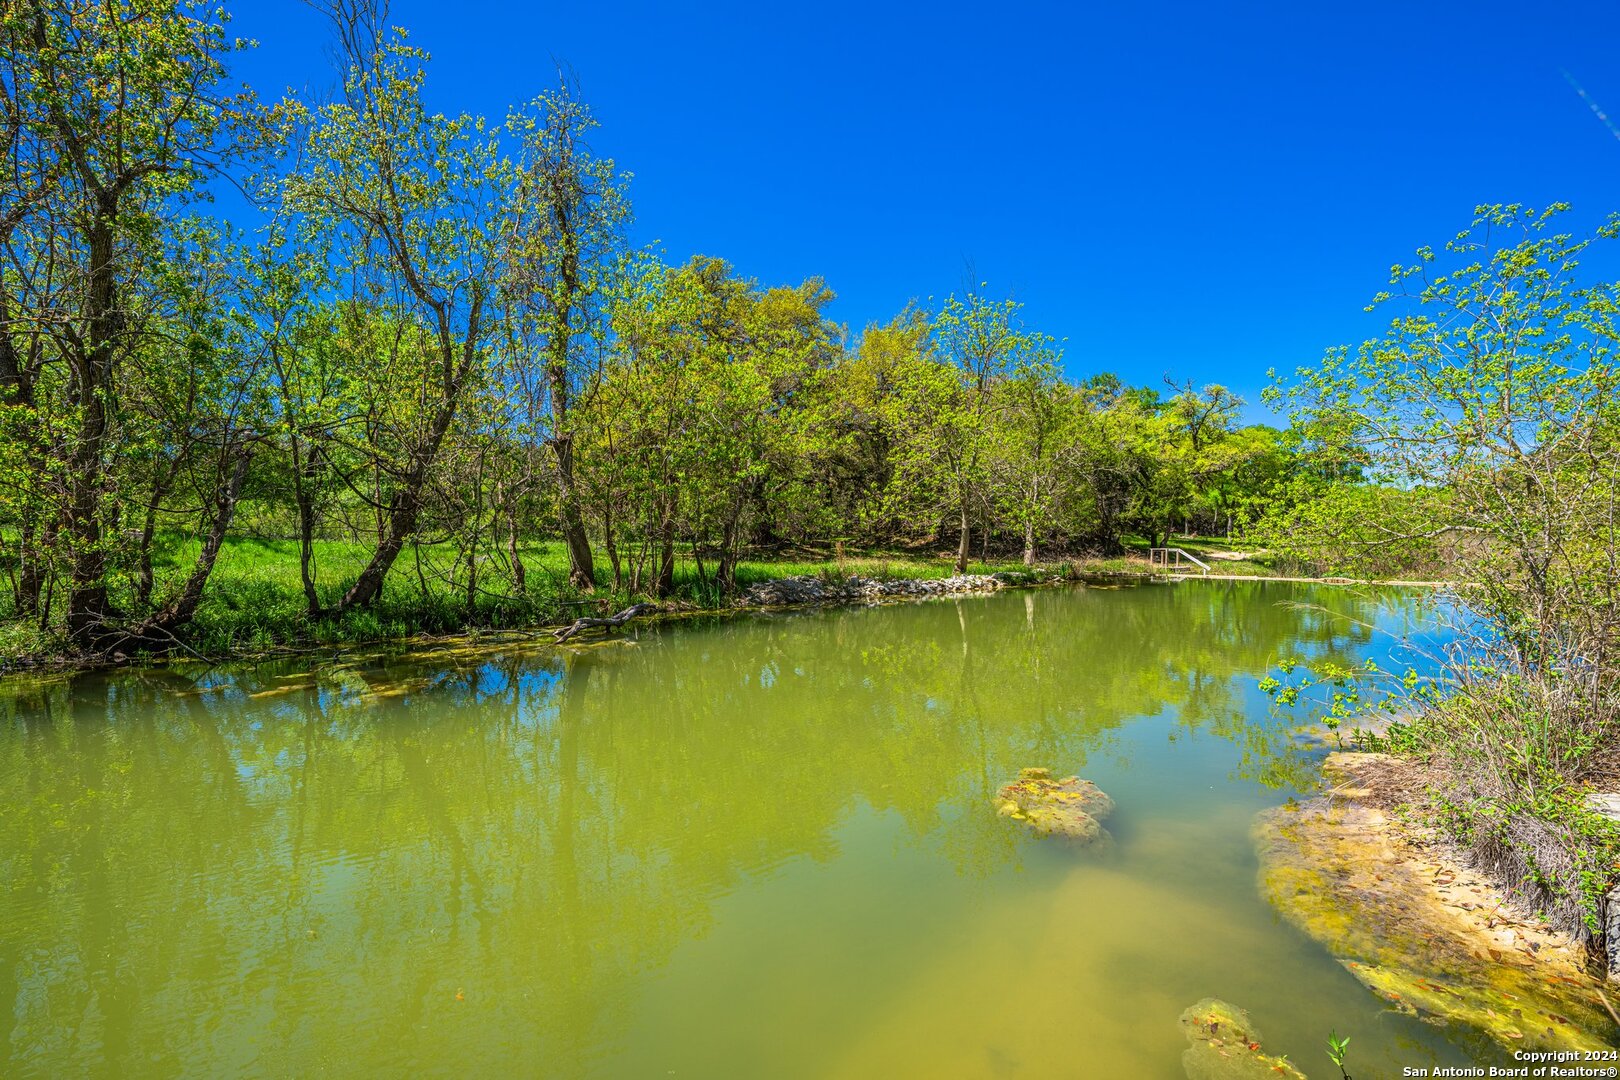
top-left (0, 535), bottom-right (1060, 668)
top-left (0, 532), bottom-right (1340, 670)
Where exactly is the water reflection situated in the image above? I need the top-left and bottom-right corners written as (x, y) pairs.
top-left (0, 582), bottom-right (1445, 1078)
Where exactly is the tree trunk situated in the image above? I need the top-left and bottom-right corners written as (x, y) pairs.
top-left (111, 448), bottom-right (251, 653)
top-left (14, 516), bottom-right (40, 619)
top-left (135, 496), bottom-right (159, 611)
top-left (552, 431), bottom-right (595, 592)
top-left (601, 500), bottom-right (622, 591)
top-left (65, 207), bottom-right (118, 647)
top-left (1023, 520), bottom-right (1036, 566)
top-left (552, 602), bottom-right (657, 643)
top-left (715, 489), bottom-right (747, 591)
top-left (955, 501), bottom-right (970, 574)
top-left (135, 455), bottom-right (180, 610)
top-left (147, 450), bottom-right (250, 630)
top-left (546, 218), bottom-right (596, 592)
top-left (656, 514), bottom-right (676, 598)
top-left (0, 286), bottom-right (41, 618)
top-left (629, 526), bottom-right (648, 595)
top-left (505, 486), bottom-right (526, 594)
top-left (290, 436), bottom-right (322, 616)
top-left (334, 300), bottom-right (481, 614)
top-left (691, 541), bottom-right (708, 589)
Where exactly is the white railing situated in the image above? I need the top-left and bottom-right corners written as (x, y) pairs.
top-left (1149, 547), bottom-right (1210, 576)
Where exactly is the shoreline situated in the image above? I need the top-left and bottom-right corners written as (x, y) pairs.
top-left (1257, 750), bottom-right (1620, 1049)
top-left (0, 571), bottom-right (1058, 680)
top-left (1169, 572), bottom-right (1453, 587)
top-left (0, 567), bottom-right (1439, 679)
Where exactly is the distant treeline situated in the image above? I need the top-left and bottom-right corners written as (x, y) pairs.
top-left (0, 0), bottom-right (1354, 652)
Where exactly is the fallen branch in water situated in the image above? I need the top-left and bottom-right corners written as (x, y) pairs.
top-left (551, 603), bottom-right (660, 643)
top-left (1598, 987), bottom-right (1620, 1029)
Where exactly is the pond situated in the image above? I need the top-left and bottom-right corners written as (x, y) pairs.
top-left (0, 580), bottom-right (1489, 1077)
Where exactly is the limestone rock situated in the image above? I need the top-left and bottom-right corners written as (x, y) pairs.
top-left (1178, 998), bottom-right (1306, 1080)
top-left (995, 767), bottom-right (1114, 844)
top-left (1255, 753), bottom-right (1618, 1052)
top-left (740, 572), bottom-right (1044, 609)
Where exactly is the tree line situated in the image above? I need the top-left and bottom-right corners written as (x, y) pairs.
top-left (1, 0), bottom-right (1336, 653)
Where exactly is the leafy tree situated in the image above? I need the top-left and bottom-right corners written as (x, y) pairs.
top-left (240, 238), bottom-right (346, 616)
top-left (868, 313), bottom-right (968, 556)
top-left (1263, 204), bottom-right (1620, 933)
top-left (986, 343), bottom-right (1073, 564)
top-left (1126, 382), bottom-right (1247, 547)
top-left (586, 255), bottom-right (833, 594)
top-left (502, 76), bottom-right (630, 591)
top-left (930, 290), bottom-right (1047, 571)
top-left (284, 15), bottom-right (507, 612)
top-left (1, 0), bottom-right (268, 648)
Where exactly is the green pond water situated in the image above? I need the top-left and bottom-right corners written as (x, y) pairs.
top-left (0, 581), bottom-right (1502, 1078)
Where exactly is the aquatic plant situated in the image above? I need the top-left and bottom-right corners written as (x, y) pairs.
top-left (1325, 1030), bottom-right (1351, 1079)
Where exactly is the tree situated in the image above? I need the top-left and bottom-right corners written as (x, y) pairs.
top-left (1267, 203), bottom-right (1620, 636)
top-left (866, 312), bottom-right (967, 554)
top-left (1262, 204), bottom-right (1620, 933)
top-left (502, 76), bottom-right (630, 591)
top-left (930, 290), bottom-right (1046, 571)
top-left (285, 11), bottom-right (507, 613)
top-left (242, 239), bottom-right (346, 616)
top-left (1, 0), bottom-right (267, 649)
top-left (586, 255), bottom-right (833, 595)
top-left (987, 342), bottom-right (1071, 564)
top-left (1126, 382), bottom-right (1247, 547)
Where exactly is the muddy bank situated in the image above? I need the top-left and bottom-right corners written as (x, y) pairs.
top-left (1255, 752), bottom-right (1619, 1051)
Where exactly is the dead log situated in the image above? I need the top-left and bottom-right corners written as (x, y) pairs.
top-left (551, 602), bottom-right (659, 643)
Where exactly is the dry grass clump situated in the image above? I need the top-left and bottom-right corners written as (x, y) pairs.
top-left (1392, 648), bottom-right (1620, 944)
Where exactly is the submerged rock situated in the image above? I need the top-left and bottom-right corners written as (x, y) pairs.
top-left (1255, 753), bottom-right (1619, 1052)
top-left (995, 767), bottom-right (1115, 844)
top-left (1178, 999), bottom-right (1306, 1080)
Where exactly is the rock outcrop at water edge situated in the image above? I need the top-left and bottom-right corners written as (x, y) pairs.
top-left (995, 767), bottom-right (1115, 844)
top-left (740, 572), bottom-right (1042, 607)
top-left (1255, 752), bottom-right (1619, 1052)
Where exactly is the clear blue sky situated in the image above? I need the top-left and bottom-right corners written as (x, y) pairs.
top-left (229, 0), bottom-right (1620, 420)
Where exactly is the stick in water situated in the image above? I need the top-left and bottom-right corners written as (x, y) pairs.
top-left (552, 603), bottom-right (660, 643)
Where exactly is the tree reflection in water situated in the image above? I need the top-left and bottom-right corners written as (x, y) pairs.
top-left (0, 581), bottom-right (1446, 1078)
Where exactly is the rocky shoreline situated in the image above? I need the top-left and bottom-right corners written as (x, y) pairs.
top-left (736, 570), bottom-right (1060, 607)
top-left (6, 570), bottom-right (1087, 676)
top-left (1256, 751), bottom-right (1619, 1051)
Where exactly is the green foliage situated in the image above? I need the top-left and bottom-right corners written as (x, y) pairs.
top-left (1261, 204), bottom-right (1620, 940)
top-left (0, 0), bottom-right (1398, 663)
top-left (1325, 1029), bottom-right (1351, 1079)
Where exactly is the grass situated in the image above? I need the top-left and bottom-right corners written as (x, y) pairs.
top-left (0, 531), bottom-right (1363, 668)
top-left (0, 534), bottom-right (1076, 667)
